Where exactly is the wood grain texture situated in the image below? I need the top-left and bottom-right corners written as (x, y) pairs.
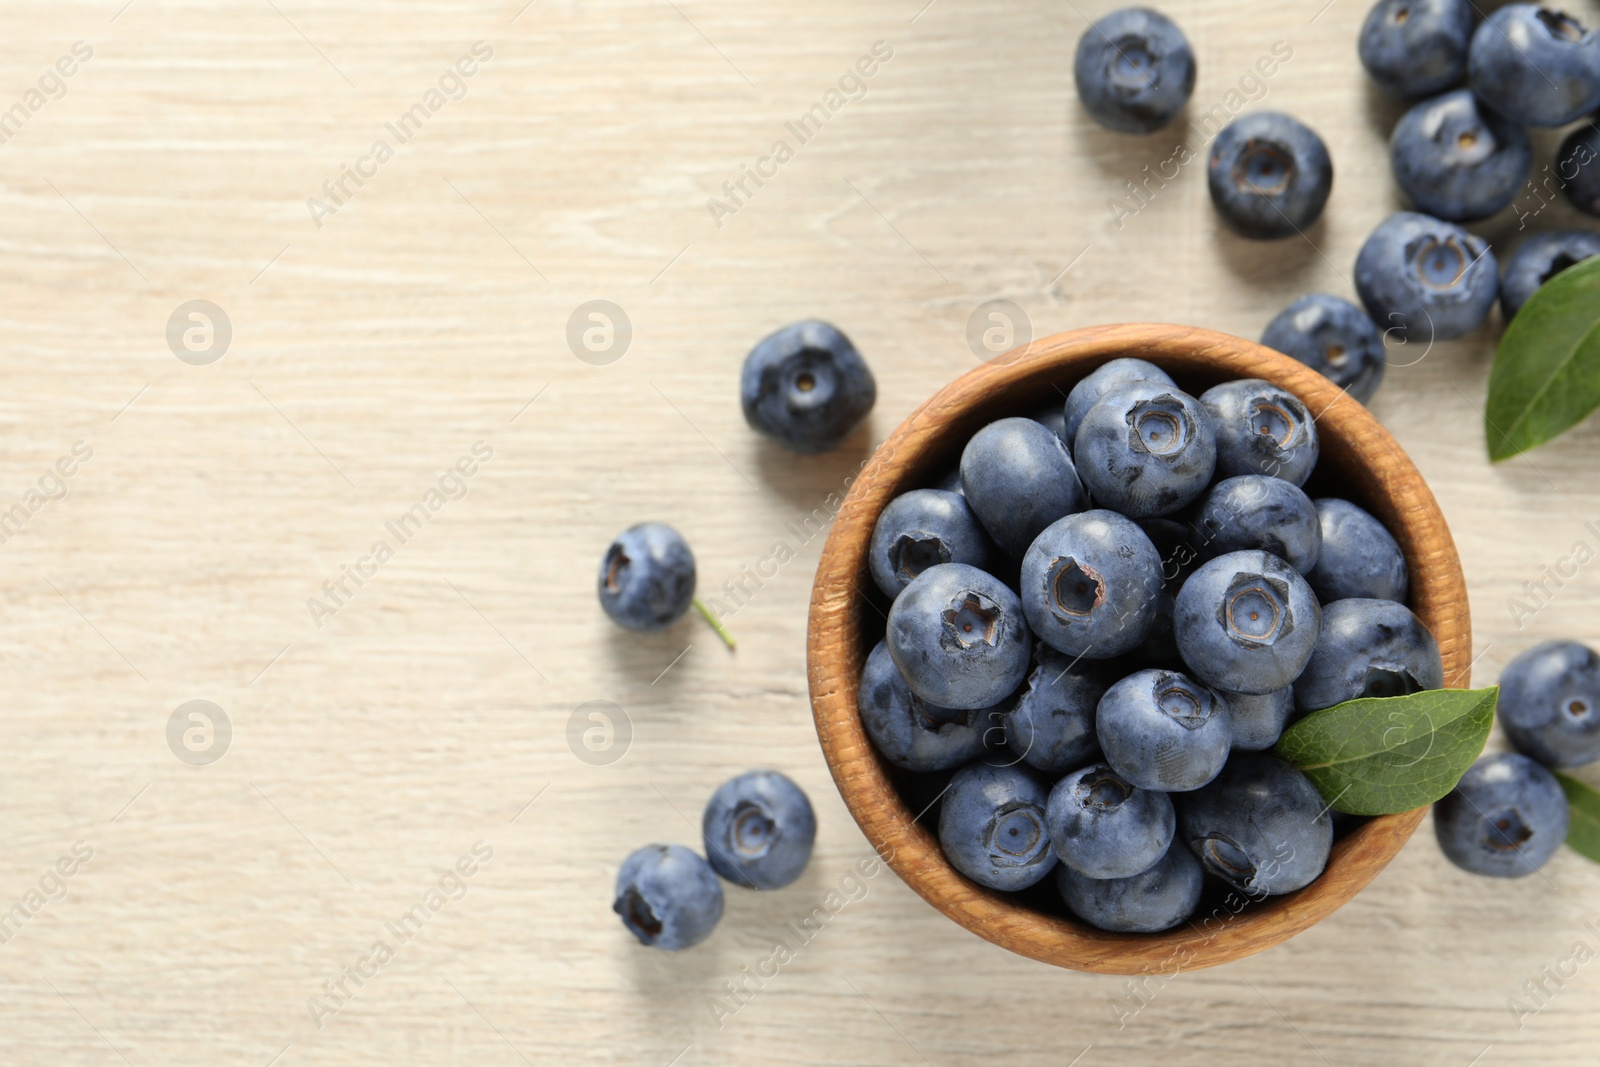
top-left (3, 1), bottom-right (1600, 1065)
top-left (808, 324), bottom-right (1465, 974)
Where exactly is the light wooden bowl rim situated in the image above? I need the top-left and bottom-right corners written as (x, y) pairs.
top-left (806, 323), bottom-right (1470, 975)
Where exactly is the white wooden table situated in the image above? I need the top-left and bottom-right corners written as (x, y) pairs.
top-left (1, 1), bottom-right (1598, 1063)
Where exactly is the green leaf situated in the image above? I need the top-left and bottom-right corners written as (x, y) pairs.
top-left (1273, 687), bottom-right (1497, 816)
top-left (1486, 255), bottom-right (1600, 461)
top-left (1555, 772), bottom-right (1600, 865)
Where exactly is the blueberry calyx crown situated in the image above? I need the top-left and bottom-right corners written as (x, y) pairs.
top-left (1410, 234), bottom-right (1471, 290)
top-left (603, 545), bottom-right (630, 593)
top-left (942, 591), bottom-right (1002, 650)
top-left (1197, 833), bottom-right (1257, 885)
top-left (987, 803), bottom-right (1050, 867)
top-left (1074, 767), bottom-right (1133, 812)
top-left (615, 887), bottom-right (662, 941)
top-left (1126, 396), bottom-right (1192, 456)
top-left (1218, 572), bottom-right (1294, 646)
top-left (1250, 398), bottom-right (1302, 452)
top-left (1483, 807), bottom-right (1534, 851)
top-left (729, 800), bottom-right (777, 858)
top-left (1233, 139), bottom-right (1294, 197)
top-left (891, 533), bottom-right (952, 585)
top-left (1359, 664), bottom-right (1428, 699)
top-left (1048, 558), bottom-right (1105, 618)
top-left (1154, 675), bottom-right (1212, 730)
top-left (1535, 8), bottom-right (1583, 42)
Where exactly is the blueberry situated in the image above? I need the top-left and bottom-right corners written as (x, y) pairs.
top-left (598, 522), bottom-right (696, 631)
top-left (859, 641), bottom-right (992, 771)
top-left (1306, 498), bottom-right (1409, 603)
top-left (1097, 669), bottom-right (1232, 792)
top-left (1207, 112), bottom-right (1333, 240)
top-left (1073, 7), bottom-right (1196, 134)
top-left (1293, 598), bottom-right (1443, 714)
top-left (1075, 381), bottom-right (1216, 517)
top-left (1062, 357), bottom-right (1176, 446)
top-left (740, 320), bottom-right (875, 454)
top-left (1199, 379), bottom-right (1319, 486)
top-left (1003, 646), bottom-right (1109, 773)
top-left (1222, 687), bottom-right (1296, 751)
top-left (1557, 122), bottom-right (1600, 217)
top-left (1174, 550), bottom-right (1322, 695)
top-left (1500, 229), bottom-right (1600, 319)
top-left (613, 844), bottom-right (724, 950)
top-left (960, 417), bottom-right (1086, 557)
top-left (1178, 754), bottom-right (1333, 895)
top-left (1057, 840), bottom-right (1203, 932)
top-left (938, 762), bottom-right (1058, 891)
top-left (1434, 753), bottom-right (1569, 877)
top-left (1469, 4), bottom-right (1600, 128)
top-left (1354, 211), bottom-right (1498, 340)
top-left (1019, 509), bottom-right (1163, 659)
top-left (1497, 640), bottom-right (1600, 768)
top-left (1190, 475), bottom-right (1322, 575)
top-left (886, 563), bottom-right (1032, 710)
top-left (1390, 90), bottom-right (1532, 222)
top-left (702, 770), bottom-right (816, 890)
top-left (869, 489), bottom-right (993, 599)
top-left (1046, 762), bottom-right (1176, 879)
top-left (1260, 294), bottom-right (1386, 404)
top-left (1358, 0), bottom-right (1474, 99)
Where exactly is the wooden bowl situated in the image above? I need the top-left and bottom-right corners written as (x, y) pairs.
top-left (806, 323), bottom-right (1470, 974)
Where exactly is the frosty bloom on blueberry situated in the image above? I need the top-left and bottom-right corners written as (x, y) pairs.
top-left (1075, 381), bottom-right (1217, 517)
top-left (702, 770), bottom-right (816, 890)
top-left (1019, 510), bottom-right (1163, 659)
top-left (1174, 550), bottom-right (1321, 694)
top-left (1200, 379), bottom-right (1319, 486)
top-left (1390, 89), bottom-right (1532, 223)
top-left (939, 762), bottom-right (1058, 891)
top-left (886, 563), bottom-right (1032, 710)
top-left (858, 641), bottom-right (991, 772)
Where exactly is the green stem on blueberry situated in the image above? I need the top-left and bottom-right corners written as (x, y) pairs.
top-left (692, 598), bottom-right (737, 650)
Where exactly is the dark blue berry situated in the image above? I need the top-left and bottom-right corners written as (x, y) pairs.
top-left (1046, 762), bottom-right (1176, 879)
top-left (598, 522), bottom-right (696, 631)
top-left (1497, 640), bottom-right (1600, 768)
top-left (1097, 669), bottom-right (1232, 792)
top-left (1390, 89), bottom-right (1532, 222)
top-left (1019, 509), bottom-right (1163, 659)
top-left (1359, 0), bottom-right (1474, 99)
top-left (1293, 597), bottom-right (1443, 714)
top-left (1056, 841), bottom-right (1202, 933)
top-left (1306, 498), bottom-right (1408, 603)
top-left (614, 844), bottom-right (724, 950)
top-left (1199, 379), bottom-right (1319, 486)
top-left (1178, 754), bottom-right (1333, 895)
top-left (1207, 112), bottom-right (1333, 240)
top-left (1500, 229), bottom-right (1600, 319)
top-left (1074, 7), bottom-right (1196, 134)
top-left (1260, 294), bottom-right (1386, 404)
top-left (859, 641), bottom-right (991, 772)
top-left (1434, 753), bottom-right (1569, 877)
top-left (1468, 4), bottom-right (1600, 128)
top-left (702, 771), bottom-right (816, 890)
top-left (740, 320), bottom-right (875, 454)
top-left (885, 563), bottom-right (1033, 710)
top-left (938, 762), bottom-right (1058, 891)
top-left (868, 489), bottom-right (993, 599)
top-left (1354, 211), bottom-right (1498, 340)
top-left (960, 417), bottom-right (1086, 557)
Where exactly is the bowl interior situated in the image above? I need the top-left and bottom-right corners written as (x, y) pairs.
top-left (807, 324), bottom-right (1470, 975)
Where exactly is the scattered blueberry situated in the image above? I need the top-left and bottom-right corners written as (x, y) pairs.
top-left (1354, 211), bottom-right (1498, 341)
top-left (1434, 752), bottom-right (1569, 877)
top-left (1497, 640), bottom-right (1600, 769)
top-left (1019, 509), bottom-right (1163, 659)
top-left (598, 522), bottom-right (696, 631)
top-left (740, 320), bottom-right (875, 454)
top-left (960, 417), bottom-right (1086, 557)
top-left (1046, 762), bottom-right (1176, 879)
top-left (1097, 669), bottom-right (1232, 791)
top-left (1073, 7), bottom-right (1197, 134)
top-left (1390, 89), bottom-right (1532, 222)
top-left (1056, 841), bottom-right (1203, 933)
top-left (1062, 357), bottom-right (1177, 446)
top-left (1222, 687), bottom-right (1295, 751)
top-left (869, 489), bottom-right (993, 599)
top-left (1207, 111), bottom-right (1334, 240)
top-left (1306, 497), bottom-right (1409, 603)
top-left (1200, 379), bottom-right (1320, 486)
top-left (886, 563), bottom-right (1033, 710)
top-left (614, 844), bottom-right (725, 950)
top-left (1260, 293), bottom-right (1386, 404)
top-left (1174, 550), bottom-right (1322, 695)
top-left (1189, 475), bottom-right (1323, 575)
top-left (1003, 646), bottom-right (1109, 774)
top-left (1557, 122), bottom-right (1600, 217)
top-left (939, 762), bottom-right (1058, 891)
top-left (1178, 753), bottom-right (1333, 895)
top-left (1468, 4), bottom-right (1600, 128)
top-left (702, 770), bottom-right (817, 890)
top-left (1500, 229), bottom-right (1600, 319)
top-left (859, 641), bottom-right (993, 771)
top-left (1293, 597), bottom-right (1443, 714)
top-left (1358, 0), bottom-right (1475, 99)
top-left (1075, 381), bottom-right (1217, 517)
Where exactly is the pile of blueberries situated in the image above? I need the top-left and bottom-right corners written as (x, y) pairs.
top-left (1078, 4), bottom-right (1600, 408)
top-left (860, 357), bottom-right (1442, 932)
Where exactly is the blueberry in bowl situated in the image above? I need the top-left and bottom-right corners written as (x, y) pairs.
top-left (808, 324), bottom-right (1469, 973)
